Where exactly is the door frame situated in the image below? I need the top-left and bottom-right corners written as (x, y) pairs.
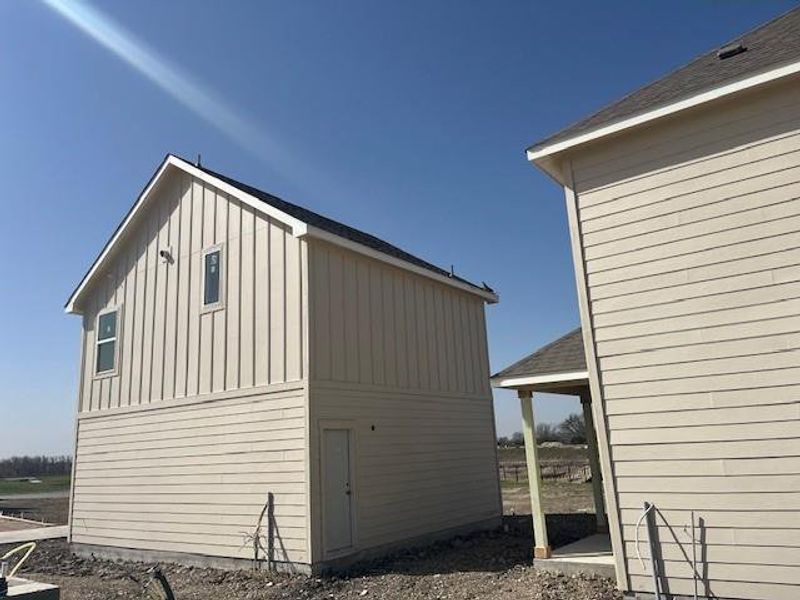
top-left (318, 420), bottom-right (358, 559)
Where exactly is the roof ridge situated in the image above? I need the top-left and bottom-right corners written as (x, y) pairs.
top-left (66, 154), bottom-right (495, 313)
top-left (184, 157), bottom-right (488, 293)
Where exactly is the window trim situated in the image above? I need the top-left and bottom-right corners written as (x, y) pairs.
top-left (94, 305), bottom-right (121, 379)
top-left (201, 243), bottom-right (225, 313)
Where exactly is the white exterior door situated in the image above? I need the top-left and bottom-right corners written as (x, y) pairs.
top-left (323, 428), bottom-right (353, 555)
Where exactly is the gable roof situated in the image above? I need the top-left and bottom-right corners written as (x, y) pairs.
top-left (491, 327), bottom-right (585, 383)
top-left (65, 154), bottom-right (497, 313)
top-left (196, 164), bottom-right (481, 291)
top-left (528, 6), bottom-right (800, 177)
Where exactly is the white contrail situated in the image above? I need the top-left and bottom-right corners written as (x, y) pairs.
top-left (42, 0), bottom-right (297, 175)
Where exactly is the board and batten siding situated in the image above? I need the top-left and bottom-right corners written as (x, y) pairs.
top-left (308, 240), bottom-right (492, 396)
top-left (76, 170), bottom-right (307, 412)
top-left (307, 240), bottom-right (501, 561)
top-left (70, 386), bottom-right (309, 565)
top-left (566, 76), bottom-right (800, 600)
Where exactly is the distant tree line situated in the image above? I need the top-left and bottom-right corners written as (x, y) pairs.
top-left (497, 412), bottom-right (587, 447)
top-left (0, 455), bottom-right (72, 478)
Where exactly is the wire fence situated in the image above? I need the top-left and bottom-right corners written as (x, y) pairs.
top-left (498, 460), bottom-right (591, 483)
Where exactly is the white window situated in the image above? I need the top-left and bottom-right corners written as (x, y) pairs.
top-left (202, 245), bottom-right (224, 310)
top-left (95, 308), bottom-right (119, 375)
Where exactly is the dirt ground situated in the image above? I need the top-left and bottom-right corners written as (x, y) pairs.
top-left (0, 477), bottom-right (617, 599)
top-left (3, 515), bottom-right (620, 600)
top-left (0, 494), bottom-right (70, 525)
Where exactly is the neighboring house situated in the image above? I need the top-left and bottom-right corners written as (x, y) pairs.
top-left (64, 154), bottom-right (501, 573)
top-left (502, 7), bottom-right (800, 600)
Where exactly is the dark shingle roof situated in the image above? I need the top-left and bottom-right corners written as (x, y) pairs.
top-left (492, 328), bottom-right (585, 380)
top-left (529, 6), bottom-right (800, 153)
top-left (194, 162), bottom-right (487, 293)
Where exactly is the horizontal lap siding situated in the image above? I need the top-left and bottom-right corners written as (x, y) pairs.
top-left (570, 79), bottom-right (800, 597)
top-left (78, 171), bottom-right (307, 412)
top-left (71, 389), bottom-right (309, 564)
top-left (312, 384), bottom-right (500, 553)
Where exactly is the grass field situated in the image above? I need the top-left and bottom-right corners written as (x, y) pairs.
top-left (502, 480), bottom-right (595, 515)
top-left (0, 475), bottom-right (71, 495)
top-left (496, 445), bottom-right (595, 516)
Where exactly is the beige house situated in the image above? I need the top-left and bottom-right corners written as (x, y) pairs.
top-left (498, 7), bottom-right (800, 600)
top-left (65, 154), bottom-right (501, 573)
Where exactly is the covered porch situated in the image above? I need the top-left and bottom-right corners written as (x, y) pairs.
top-left (492, 328), bottom-right (613, 577)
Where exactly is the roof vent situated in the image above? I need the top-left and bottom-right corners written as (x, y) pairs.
top-left (717, 42), bottom-right (747, 60)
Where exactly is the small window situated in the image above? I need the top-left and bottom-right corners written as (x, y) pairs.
top-left (203, 246), bottom-right (223, 308)
top-left (96, 309), bottom-right (118, 374)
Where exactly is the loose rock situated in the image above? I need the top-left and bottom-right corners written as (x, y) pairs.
top-left (1, 516), bottom-right (622, 600)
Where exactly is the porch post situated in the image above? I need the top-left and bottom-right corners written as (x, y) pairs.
top-left (581, 391), bottom-right (608, 533)
top-left (519, 390), bottom-right (551, 558)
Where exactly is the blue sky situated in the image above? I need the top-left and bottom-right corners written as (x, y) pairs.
top-left (0, 1), bottom-right (794, 456)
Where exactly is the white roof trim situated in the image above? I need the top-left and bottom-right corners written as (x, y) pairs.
top-left (65, 155), bottom-right (308, 314)
top-left (172, 156), bottom-right (309, 237)
top-left (303, 226), bottom-right (498, 303)
top-left (66, 155), bottom-right (496, 314)
top-left (527, 59), bottom-right (800, 172)
top-left (492, 370), bottom-right (589, 389)
top-left (66, 156), bottom-right (169, 315)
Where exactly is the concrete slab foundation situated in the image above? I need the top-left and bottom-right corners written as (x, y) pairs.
top-left (0, 526), bottom-right (68, 545)
top-left (628, 594), bottom-right (742, 600)
top-left (72, 516), bottom-right (502, 576)
top-left (6, 576), bottom-right (60, 600)
top-left (532, 534), bottom-right (615, 578)
top-left (71, 543), bottom-right (310, 575)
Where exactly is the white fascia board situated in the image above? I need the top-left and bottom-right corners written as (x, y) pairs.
top-left (65, 155), bottom-right (307, 315)
top-left (66, 154), bottom-right (495, 314)
top-left (301, 225), bottom-right (499, 304)
top-left (170, 156), bottom-right (309, 236)
top-left (492, 370), bottom-right (589, 389)
top-left (527, 59), bottom-right (800, 181)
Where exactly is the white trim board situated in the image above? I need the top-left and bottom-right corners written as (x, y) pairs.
top-left (492, 370), bottom-right (589, 389)
top-left (64, 154), bottom-right (307, 314)
top-left (65, 155), bottom-right (497, 314)
top-left (304, 226), bottom-right (497, 303)
top-left (527, 59), bottom-right (800, 182)
top-left (172, 156), bottom-right (310, 235)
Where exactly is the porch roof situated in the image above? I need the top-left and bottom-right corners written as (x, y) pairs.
top-left (491, 327), bottom-right (588, 394)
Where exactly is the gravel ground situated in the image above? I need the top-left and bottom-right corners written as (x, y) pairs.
top-left (2, 516), bottom-right (621, 600)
